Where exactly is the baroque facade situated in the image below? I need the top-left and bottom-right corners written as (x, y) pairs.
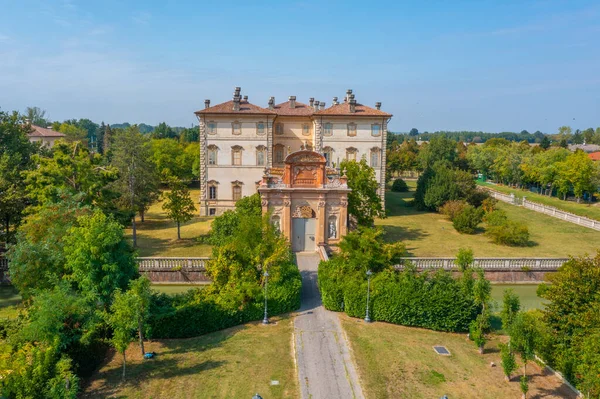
top-left (194, 87), bottom-right (392, 217)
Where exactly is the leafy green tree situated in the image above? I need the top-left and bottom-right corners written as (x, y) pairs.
top-left (510, 312), bottom-right (538, 392)
top-left (24, 106), bottom-right (50, 126)
top-left (0, 111), bottom-right (37, 244)
top-left (103, 124), bottom-right (113, 156)
top-left (153, 122), bottom-right (177, 139)
top-left (452, 205), bottom-right (483, 234)
top-left (7, 194), bottom-right (91, 298)
top-left (162, 180), bottom-right (196, 239)
top-left (106, 289), bottom-right (137, 380)
top-left (454, 247), bottom-right (474, 272)
top-left (110, 126), bottom-right (160, 246)
top-left (150, 138), bottom-right (195, 181)
top-left (417, 136), bottom-right (458, 170)
top-left (520, 375), bottom-right (529, 399)
top-left (583, 128), bottom-right (595, 144)
top-left (539, 135), bottom-right (550, 149)
top-left (56, 122), bottom-right (88, 144)
top-left (409, 128), bottom-right (419, 136)
top-left (577, 330), bottom-right (600, 398)
top-left (470, 269), bottom-right (491, 353)
top-left (499, 343), bottom-right (517, 382)
top-left (336, 227), bottom-right (405, 274)
top-left (501, 289), bottom-right (521, 331)
top-left (64, 210), bottom-right (137, 308)
top-left (414, 161), bottom-right (477, 211)
top-left (129, 276), bottom-right (152, 356)
top-left (340, 158), bottom-right (384, 226)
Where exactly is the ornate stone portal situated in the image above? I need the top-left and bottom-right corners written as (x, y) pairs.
top-left (258, 150), bottom-right (350, 252)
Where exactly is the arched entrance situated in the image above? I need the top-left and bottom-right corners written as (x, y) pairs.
top-left (292, 205), bottom-right (316, 252)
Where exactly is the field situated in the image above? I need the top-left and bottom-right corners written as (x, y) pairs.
top-left (378, 182), bottom-right (600, 257)
top-left (125, 188), bottom-right (213, 257)
top-left (478, 181), bottom-right (600, 221)
top-left (83, 316), bottom-right (298, 399)
top-left (341, 315), bottom-right (576, 399)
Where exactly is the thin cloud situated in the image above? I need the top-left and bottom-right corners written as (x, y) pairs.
top-left (132, 11), bottom-right (151, 25)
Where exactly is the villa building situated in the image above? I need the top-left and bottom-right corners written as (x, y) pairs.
top-left (27, 125), bottom-right (65, 148)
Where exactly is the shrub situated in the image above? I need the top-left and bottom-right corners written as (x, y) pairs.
top-left (391, 178), bottom-right (409, 192)
top-left (466, 190), bottom-right (490, 208)
top-left (486, 220), bottom-right (530, 246)
top-left (439, 200), bottom-right (467, 220)
top-left (484, 209), bottom-right (508, 226)
top-left (452, 205), bottom-right (483, 234)
top-left (481, 197), bottom-right (498, 214)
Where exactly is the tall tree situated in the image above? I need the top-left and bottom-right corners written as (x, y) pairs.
top-left (539, 135), bottom-right (551, 150)
top-left (409, 128), bottom-right (419, 136)
top-left (153, 122), bottom-right (177, 139)
top-left (162, 180), bottom-right (196, 239)
top-left (24, 106), bottom-right (50, 126)
top-left (129, 276), bottom-right (152, 356)
top-left (110, 126), bottom-right (160, 246)
top-left (340, 158), bottom-right (384, 227)
top-left (106, 289), bottom-right (137, 381)
top-left (417, 136), bottom-right (458, 170)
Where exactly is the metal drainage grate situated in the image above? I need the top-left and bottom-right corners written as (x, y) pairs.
top-left (433, 346), bottom-right (451, 356)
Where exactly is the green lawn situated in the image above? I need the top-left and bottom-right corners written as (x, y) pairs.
top-left (378, 183), bottom-right (600, 257)
top-left (82, 316), bottom-right (298, 399)
top-left (490, 284), bottom-right (545, 312)
top-left (342, 316), bottom-right (576, 399)
top-left (0, 285), bottom-right (21, 319)
top-left (126, 188), bottom-right (213, 257)
top-left (478, 181), bottom-right (600, 221)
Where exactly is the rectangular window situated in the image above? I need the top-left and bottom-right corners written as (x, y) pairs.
top-left (276, 123), bottom-right (283, 135)
top-left (347, 123), bottom-right (357, 137)
top-left (208, 149), bottom-right (217, 165)
top-left (209, 208), bottom-right (216, 216)
top-left (324, 151), bottom-right (331, 167)
top-left (257, 150), bottom-right (265, 166)
top-left (209, 186), bottom-right (217, 200)
top-left (302, 124), bottom-right (310, 136)
top-left (275, 147), bottom-right (284, 163)
top-left (324, 123), bottom-right (333, 136)
top-left (232, 122), bottom-right (241, 135)
top-left (207, 122), bottom-right (217, 134)
top-left (257, 122), bottom-right (265, 135)
top-left (233, 185), bottom-right (242, 201)
top-left (346, 150), bottom-right (357, 161)
top-left (370, 151), bottom-right (380, 167)
top-left (232, 150), bottom-right (242, 166)
top-left (371, 124), bottom-right (381, 137)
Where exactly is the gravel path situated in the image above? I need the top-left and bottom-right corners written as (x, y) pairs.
top-left (293, 252), bottom-right (365, 399)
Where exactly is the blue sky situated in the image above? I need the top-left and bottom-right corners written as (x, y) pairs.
top-left (0, 0), bottom-right (598, 132)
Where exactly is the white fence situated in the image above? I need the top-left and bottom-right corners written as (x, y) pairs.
top-left (481, 187), bottom-right (600, 231)
top-left (135, 257), bottom-right (209, 271)
top-left (394, 257), bottom-right (567, 271)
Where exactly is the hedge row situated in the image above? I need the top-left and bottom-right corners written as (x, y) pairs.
top-left (147, 270), bottom-right (302, 339)
top-left (318, 261), bottom-right (478, 332)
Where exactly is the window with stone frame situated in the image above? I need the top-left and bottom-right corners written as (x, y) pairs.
top-left (347, 123), bottom-right (357, 137)
top-left (302, 123), bottom-right (311, 136)
top-left (370, 148), bottom-right (380, 167)
top-left (271, 215), bottom-right (281, 232)
top-left (232, 121), bottom-right (242, 135)
top-left (274, 145), bottom-right (285, 164)
top-left (275, 123), bottom-right (284, 135)
top-left (323, 146), bottom-right (333, 167)
top-left (208, 182), bottom-right (218, 200)
top-left (256, 145), bottom-right (266, 166)
top-left (207, 145), bottom-right (218, 165)
top-left (346, 147), bottom-right (358, 161)
top-left (232, 182), bottom-right (243, 201)
top-left (328, 215), bottom-right (338, 238)
top-left (323, 122), bottom-right (333, 136)
top-left (371, 123), bottom-right (381, 137)
top-left (232, 146), bottom-right (243, 165)
top-left (256, 122), bottom-right (265, 135)
top-left (207, 122), bottom-right (217, 135)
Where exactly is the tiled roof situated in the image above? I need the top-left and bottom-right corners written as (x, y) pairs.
top-left (27, 125), bottom-right (65, 138)
top-left (589, 152), bottom-right (600, 161)
top-left (273, 100), bottom-right (315, 116)
top-left (195, 100), bottom-right (276, 115)
top-left (314, 102), bottom-right (392, 117)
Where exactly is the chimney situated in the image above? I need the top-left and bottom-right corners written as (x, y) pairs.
top-left (320, 101), bottom-right (326, 110)
top-left (345, 89), bottom-right (352, 103)
top-left (204, 99), bottom-right (210, 109)
top-left (332, 97), bottom-right (338, 106)
top-left (349, 99), bottom-right (356, 113)
top-left (233, 87), bottom-right (241, 112)
top-left (243, 95), bottom-right (248, 102)
top-left (268, 96), bottom-right (275, 110)
top-left (309, 97), bottom-right (314, 108)
top-left (289, 96), bottom-right (296, 109)
top-left (375, 102), bottom-right (381, 110)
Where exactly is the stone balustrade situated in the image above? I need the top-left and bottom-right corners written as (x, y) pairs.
top-left (137, 257), bottom-right (208, 271)
top-left (394, 257), bottom-right (567, 270)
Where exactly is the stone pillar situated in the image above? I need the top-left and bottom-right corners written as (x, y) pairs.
top-left (199, 118), bottom-right (208, 216)
top-left (379, 119), bottom-right (388, 210)
top-left (314, 119), bottom-right (323, 153)
top-left (339, 198), bottom-right (348, 237)
top-left (282, 197), bottom-right (292, 241)
top-left (317, 196), bottom-right (326, 245)
top-left (267, 119), bottom-right (274, 168)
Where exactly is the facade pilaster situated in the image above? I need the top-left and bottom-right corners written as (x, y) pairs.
top-left (267, 119), bottom-right (274, 168)
top-left (380, 119), bottom-right (388, 210)
top-left (314, 119), bottom-right (323, 153)
top-left (340, 198), bottom-right (348, 237)
top-left (199, 118), bottom-right (208, 216)
top-left (316, 196), bottom-right (326, 245)
top-left (282, 196), bottom-right (291, 241)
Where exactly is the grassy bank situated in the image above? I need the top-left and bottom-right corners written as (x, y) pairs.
top-left (125, 188), bottom-right (213, 257)
top-left (342, 315), bottom-right (575, 399)
top-left (378, 183), bottom-right (600, 257)
top-left (490, 284), bottom-right (544, 311)
top-left (83, 316), bottom-right (298, 399)
top-left (478, 181), bottom-right (600, 221)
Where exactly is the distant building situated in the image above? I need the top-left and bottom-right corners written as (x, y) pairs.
top-left (568, 144), bottom-right (600, 153)
top-left (194, 87), bottom-right (392, 217)
top-left (27, 125), bottom-right (65, 148)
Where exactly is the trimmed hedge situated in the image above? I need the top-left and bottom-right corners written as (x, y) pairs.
top-left (391, 178), bottom-right (409, 192)
top-left (318, 261), bottom-right (478, 332)
top-left (147, 268), bottom-right (301, 339)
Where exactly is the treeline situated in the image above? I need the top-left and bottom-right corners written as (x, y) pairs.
top-left (388, 137), bottom-right (600, 202)
top-left (390, 126), bottom-right (600, 146)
